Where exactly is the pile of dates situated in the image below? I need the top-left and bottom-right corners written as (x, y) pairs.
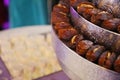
top-left (76, 1), bottom-right (120, 33)
top-left (51, 0), bottom-right (120, 73)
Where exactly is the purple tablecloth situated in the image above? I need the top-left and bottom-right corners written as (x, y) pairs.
top-left (0, 58), bottom-right (11, 80)
top-left (36, 71), bottom-right (70, 80)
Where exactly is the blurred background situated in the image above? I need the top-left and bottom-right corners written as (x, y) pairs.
top-left (0, 0), bottom-right (8, 30)
top-left (0, 0), bottom-right (71, 79)
top-left (0, 0), bottom-right (55, 30)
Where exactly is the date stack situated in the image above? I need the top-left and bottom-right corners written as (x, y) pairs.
top-left (51, 0), bottom-right (120, 73)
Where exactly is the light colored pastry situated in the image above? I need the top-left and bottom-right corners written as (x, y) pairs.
top-left (0, 33), bottom-right (61, 80)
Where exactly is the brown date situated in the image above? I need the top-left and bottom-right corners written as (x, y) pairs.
top-left (71, 34), bottom-right (84, 45)
top-left (86, 45), bottom-right (105, 62)
top-left (54, 22), bottom-right (71, 32)
top-left (53, 4), bottom-right (69, 14)
top-left (58, 28), bottom-right (78, 41)
top-left (51, 12), bottom-right (69, 24)
top-left (102, 18), bottom-right (120, 31)
top-left (114, 55), bottom-right (120, 73)
top-left (70, 0), bottom-right (88, 8)
top-left (66, 34), bottom-right (84, 49)
top-left (98, 51), bottom-right (116, 69)
top-left (76, 40), bottom-right (93, 56)
top-left (77, 2), bottom-right (95, 15)
top-left (82, 8), bottom-right (100, 20)
top-left (91, 11), bottom-right (113, 26)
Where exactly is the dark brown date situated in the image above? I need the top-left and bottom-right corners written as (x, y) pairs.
top-left (71, 34), bottom-right (84, 45)
top-left (54, 22), bottom-right (71, 32)
top-left (76, 40), bottom-right (93, 56)
top-left (70, 0), bottom-right (88, 8)
top-left (86, 45), bottom-right (105, 62)
top-left (77, 2), bottom-right (95, 15)
top-left (66, 34), bottom-right (84, 49)
top-left (94, 0), bottom-right (120, 18)
top-left (63, 34), bottom-right (83, 49)
top-left (102, 18), bottom-right (120, 31)
top-left (58, 28), bottom-right (78, 41)
top-left (59, 0), bottom-right (70, 8)
top-left (53, 4), bottom-right (69, 14)
top-left (114, 55), bottom-right (120, 73)
top-left (91, 11), bottom-right (113, 26)
top-left (51, 12), bottom-right (69, 24)
top-left (82, 8), bottom-right (100, 20)
top-left (98, 51), bottom-right (116, 69)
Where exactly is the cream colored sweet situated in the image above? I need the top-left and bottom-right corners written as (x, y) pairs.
top-left (0, 33), bottom-right (61, 80)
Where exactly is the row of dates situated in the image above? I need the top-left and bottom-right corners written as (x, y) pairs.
top-left (51, 0), bottom-right (120, 73)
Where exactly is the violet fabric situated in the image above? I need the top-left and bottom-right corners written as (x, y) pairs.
top-left (0, 58), bottom-right (12, 80)
top-left (4, 0), bottom-right (9, 6)
top-left (36, 71), bottom-right (70, 80)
